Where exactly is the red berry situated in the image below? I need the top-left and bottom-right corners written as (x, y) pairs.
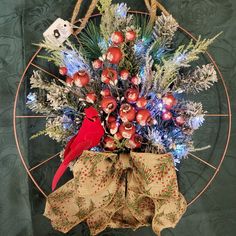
top-left (107, 115), bottom-right (116, 123)
top-left (86, 92), bottom-right (97, 103)
top-left (120, 69), bottom-right (129, 80)
top-left (131, 75), bottom-right (141, 85)
top-left (59, 67), bottom-right (68, 76)
top-left (162, 93), bottom-right (177, 110)
top-left (111, 31), bottom-right (124, 44)
top-left (114, 132), bottom-right (123, 141)
top-left (162, 111), bottom-right (173, 121)
top-left (125, 88), bottom-right (139, 103)
top-left (136, 97), bottom-right (148, 108)
top-left (109, 121), bottom-right (119, 135)
top-left (103, 136), bottom-right (116, 151)
top-left (73, 71), bottom-right (90, 87)
top-left (101, 68), bottom-right (118, 85)
top-left (127, 134), bottom-right (142, 149)
top-left (65, 77), bottom-right (73, 86)
top-left (175, 116), bottom-right (185, 125)
top-left (92, 59), bottom-right (103, 69)
top-left (136, 109), bottom-right (151, 126)
top-left (101, 88), bottom-right (111, 97)
top-left (101, 96), bottom-right (117, 114)
top-left (119, 122), bottom-right (136, 139)
top-left (119, 103), bottom-right (136, 122)
top-left (106, 47), bottom-right (123, 64)
top-left (126, 30), bottom-right (136, 41)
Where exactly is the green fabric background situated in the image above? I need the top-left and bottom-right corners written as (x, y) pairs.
top-left (0, 0), bottom-right (236, 235)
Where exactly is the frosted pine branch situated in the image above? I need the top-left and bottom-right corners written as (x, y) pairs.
top-left (154, 34), bottom-right (219, 91)
top-left (175, 64), bottom-right (218, 93)
top-left (153, 13), bottom-right (178, 46)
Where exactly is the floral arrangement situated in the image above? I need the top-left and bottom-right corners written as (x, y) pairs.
top-left (26, 0), bottom-right (219, 234)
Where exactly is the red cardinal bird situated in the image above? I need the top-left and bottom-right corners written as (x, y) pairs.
top-left (52, 106), bottom-right (104, 191)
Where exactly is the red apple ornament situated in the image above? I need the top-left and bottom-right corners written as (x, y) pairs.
top-left (106, 47), bottom-right (123, 64)
top-left (101, 88), bottom-right (111, 97)
top-left (65, 77), bottom-right (73, 86)
top-left (101, 68), bottom-right (118, 85)
top-left (120, 69), bottom-right (129, 80)
top-left (101, 96), bottom-right (117, 113)
top-left (107, 115), bottom-right (116, 123)
top-left (119, 103), bottom-right (136, 122)
top-left (114, 132), bottom-right (123, 141)
top-left (92, 59), bottom-right (103, 69)
top-left (127, 134), bottom-right (142, 149)
top-left (126, 30), bottom-right (136, 41)
top-left (162, 111), bottom-right (173, 121)
top-left (111, 31), bottom-right (124, 44)
top-left (109, 121), bottom-right (119, 135)
top-left (136, 97), bottom-right (148, 108)
top-left (119, 122), bottom-right (136, 139)
top-left (131, 75), bottom-right (141, 85)
top-left (162, 93), bottom-right (177, 110)
top-left (125, 88), bottom-right (139, 103)
top-left (103, 136), bottom-right (116, 151)
top-left (73, 71), bottom-right (90, 87)
top-left (175, 116), bottom-right (185, 126)
top-left (59, 67), bottom-right (68, 76)
top-left (136, 109), bottom-right (151, 126)
top-left (86, 92), bottom-right (97, 103)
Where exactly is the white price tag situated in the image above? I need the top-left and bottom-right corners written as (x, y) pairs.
top-left (43, 18), bottom-right (73, 46)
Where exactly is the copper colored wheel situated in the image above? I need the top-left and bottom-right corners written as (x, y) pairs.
top-left (13, 12), bottom-right (232, 207)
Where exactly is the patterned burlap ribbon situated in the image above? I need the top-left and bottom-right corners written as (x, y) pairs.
top-left (44, 151), bottom-right (187, 235)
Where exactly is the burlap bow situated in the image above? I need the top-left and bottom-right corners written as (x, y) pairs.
top-left (44, 151), bottom-right (187, 235)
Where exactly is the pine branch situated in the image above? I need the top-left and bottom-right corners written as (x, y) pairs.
top-left (153, 13), bottom-right (179, 47)
top-left (79, 21), bottom-right (103, 60)
top-left (175, 64), bottom-right (218, 93)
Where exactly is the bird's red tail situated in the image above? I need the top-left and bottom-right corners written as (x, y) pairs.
top-left (52, 161), bottom-right (69, 191)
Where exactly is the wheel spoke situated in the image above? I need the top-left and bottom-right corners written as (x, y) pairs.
top-left (188, 153), bottom-right (217, 170)
top-left (205, 114), bottom-right (229, 117)
top-left (29, 152), bottom-right (61, 172)
top-left (16, 115), bottom-right (48, 118)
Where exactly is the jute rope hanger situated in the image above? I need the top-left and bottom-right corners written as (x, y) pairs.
top-left (71, 0), bottom-right (170, 35)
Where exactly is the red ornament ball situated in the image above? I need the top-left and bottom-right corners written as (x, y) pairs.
top-left (103, 136), bottom-right (116, 151)
top-left (162, 93), bottom-right (177, 110)
top-left (119, 103), bottom-right (136, 122)
top-left (106, 47), bottom-right (123, 64)
top-left (127, 134), bottom-right (143, 149)
top-left (101, 68), bottom-right (118, 85)
top-left (111, 31), bottom-right (124, 44)
top-left (109, 121), bottom-right (119, 135)
top-left (65, 77), bottom-right (73, 86)
top-left (131, 75), bottom-right (141, 85)
top-left (125, 30), bottom-right (136, 41)
top-left (101, 96), bottom-right (117, 114)
top-left (92, 59), bottom-right (103, 69)
top-left (175, 116), bottom-right (185, 126)
top-left (59, 67), bottom-right (68, 76)
top-left (101, 88), bottom-right (111, 97)
top-left (119, 122), bottom-right (136, 139)
top-left (107, 115), bottom-right (116, 123)
top-left (86, 92), bottom-right (97, 104)
top-left (120, 69), bottom-right (129, 80)
top-left (73, 71), bottom-right (90, 87)
top-left (136, 97), bottom-right (148, 108)
top-left (162, 111), bottom-right (173, 121)
top-left (114, 132), bottom-right (123, 141)
top-left (136, 109), bottom-right (151, 126)
top-left (125, 88), bottom-right (139, 103)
